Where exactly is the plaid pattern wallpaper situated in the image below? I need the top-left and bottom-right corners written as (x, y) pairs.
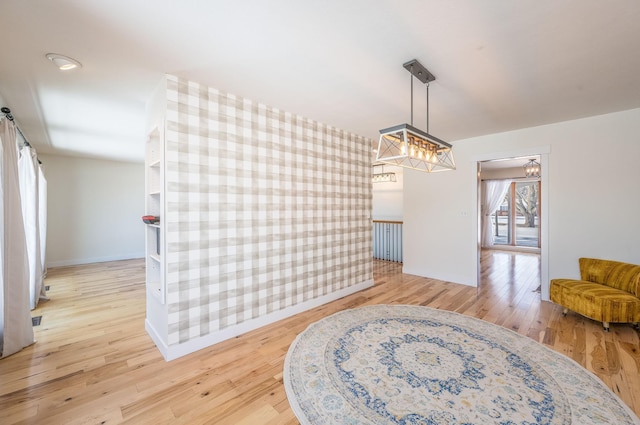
top-left (163, 75), bottom-right (372, 346)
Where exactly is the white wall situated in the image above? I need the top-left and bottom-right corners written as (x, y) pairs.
top-left (372, 165), bottom-right (404, 221)
top-left (480, 166), bottom-right (526, 180)
top-left (40, 154), bottom-right (145, 267)
top-left (404, 108), bottom-right (640, 296)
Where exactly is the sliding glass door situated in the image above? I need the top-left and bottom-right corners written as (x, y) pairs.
top-left (493, 180), bottom-right (540, 248)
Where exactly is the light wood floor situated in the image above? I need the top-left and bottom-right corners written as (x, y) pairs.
top-left (1, 251), bottom-right (639, 424)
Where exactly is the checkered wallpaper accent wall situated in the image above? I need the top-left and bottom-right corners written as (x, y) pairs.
top-left (164, 75), bottom-right (372, 346)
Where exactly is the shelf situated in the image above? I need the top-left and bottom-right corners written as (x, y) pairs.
top-left (146, 125), bottom-right (164, 305)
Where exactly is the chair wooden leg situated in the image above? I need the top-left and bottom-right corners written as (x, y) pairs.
top-left (562, 308), bottom-right (568, 317)
top-left (603, 322), bottom-right (610, 332)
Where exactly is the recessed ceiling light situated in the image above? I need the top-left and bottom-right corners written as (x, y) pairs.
top-left (45, 53), bottom-right (82, 71)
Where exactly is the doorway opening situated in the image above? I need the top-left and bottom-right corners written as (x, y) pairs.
top-left (478, 155), bottom-right (543, 298)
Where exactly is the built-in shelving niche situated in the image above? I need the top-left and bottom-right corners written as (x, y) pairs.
top-left (145, 126), bottom-right (165, 304)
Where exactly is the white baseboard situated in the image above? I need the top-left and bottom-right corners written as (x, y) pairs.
top-left (145, 319), bottom-right (169, 359)
top-left (46, 252), bottom-right (145, 268)
top-left (155, 278), bottom-right (374, 361)
top-left (401, 265), bottom-right (475, 288)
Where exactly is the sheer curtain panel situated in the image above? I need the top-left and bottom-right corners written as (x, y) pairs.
top-left (481, 179), bottom-right (512, 248)
top-left (38, 163), bottom-right (47, 280)
top-left (0, 118), bottom-right (34, 358)
top-left (18, 145), bottom-right (46, 308)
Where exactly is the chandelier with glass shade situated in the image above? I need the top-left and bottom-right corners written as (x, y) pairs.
top-left (523, 158), bottom-right (541, 178)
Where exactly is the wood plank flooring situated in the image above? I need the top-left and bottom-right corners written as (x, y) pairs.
top-left (1, 251), bottom-right (638, 424)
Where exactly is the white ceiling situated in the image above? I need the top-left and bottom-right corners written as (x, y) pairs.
top-left (2, 1), bottom-right (640, 163)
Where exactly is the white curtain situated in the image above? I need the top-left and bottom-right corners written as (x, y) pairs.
top-left (18, 145), bottom-right (47, 309)
top-left (38, 164), bottom-right (47, 280)
top-left (481, 179), bottom-right (512, 248)
top-left (0, 118), bottom-right (35, 358)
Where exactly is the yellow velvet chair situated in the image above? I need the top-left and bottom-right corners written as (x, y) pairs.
top-left (550, 257), bottom-right (640, 331)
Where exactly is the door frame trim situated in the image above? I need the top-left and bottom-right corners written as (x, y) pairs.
top-left (473, 146), bottom-right (550, 300)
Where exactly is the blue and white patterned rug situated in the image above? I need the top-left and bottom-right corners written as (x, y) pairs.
top-left (284, 305), bottom-right (640, 424)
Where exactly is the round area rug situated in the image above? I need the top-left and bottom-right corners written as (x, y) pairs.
top-left (284, 305), bottom-right (640, 425)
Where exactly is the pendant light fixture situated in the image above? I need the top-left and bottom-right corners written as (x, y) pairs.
top-left (523, 158), bottom-right (541, 178)
top-left (372, 164), bottom-right (397, 183)
top-left (376, 59), bottom-right (455, 173)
